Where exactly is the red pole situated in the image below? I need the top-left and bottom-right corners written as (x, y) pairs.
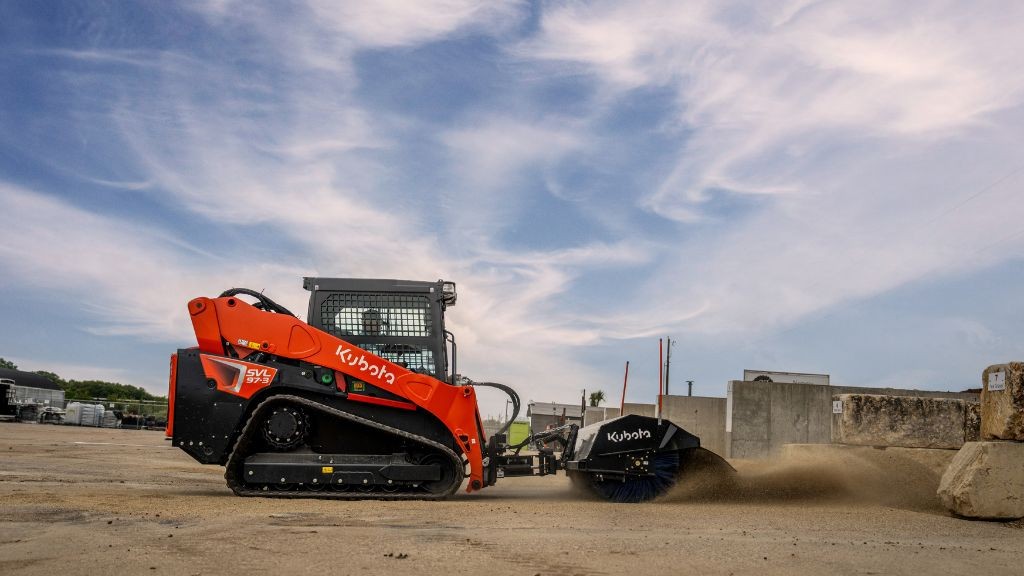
top-left (620, 361), bottom-right (630, 414)
top-left (658, 338), bottom-right (664, 420)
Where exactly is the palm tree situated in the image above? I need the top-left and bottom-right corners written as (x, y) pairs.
top-left (588, 390), bottom-right (606, 407)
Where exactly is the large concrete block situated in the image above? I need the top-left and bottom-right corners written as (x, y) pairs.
top-left (965, 402), bottom-right (981, 442)
top-left (833, 385), bottom-right (979, 402)
top-left (831, 394), bottom-right (967, 449)
top-left (938, 441), bottom-right (1024, 520)
top-left (981, 363), bottom-right (1024, 441)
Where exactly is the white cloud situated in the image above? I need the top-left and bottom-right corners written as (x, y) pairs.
top-left (440, 116), bottom-right (586, 237)
top-left (0, 184), bottom-right (306, 340)
top-left (307, 0), bottom-right (523, 48)
top-left (0, 42), bottom-right (626, 413)
top-left (524, 1), bottom-right (1024, 205)
top-left (522, 0), bottom-right (1024, 340)
top-left (190, 0), bottom-right (524, 71)
top-left (9, 0), bottom-right (1024, 412)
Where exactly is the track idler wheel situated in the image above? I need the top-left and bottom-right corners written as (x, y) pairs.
top-left (416, 453), bottom-right (461, 494)
top-left (261, 406), bottom-right (309, 451)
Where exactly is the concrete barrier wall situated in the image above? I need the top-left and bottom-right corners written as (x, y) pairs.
top-left (622, 403), bottom-right (656, 417)
top-left (603, 383), bottom-right (979, 459)
top-left (602, 407), bottom-right (621, 420)
top-left (618, 398), bottom-right (726, 456)
top-left (583, 406), bottom-right (622, 425)
top-left (727, 381), bottom-right (980, 458)
top-left (726, 381), bottom-right (832, 458)
top-left (661, 396), bottom-right (727, 456)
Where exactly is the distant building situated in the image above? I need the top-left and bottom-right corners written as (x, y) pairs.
top-left (0, 368), bottom-right (66, 408)
top-left (526, 401), bottom-right (584, 433)
top-left (742, 369), bottom-right (829, 386)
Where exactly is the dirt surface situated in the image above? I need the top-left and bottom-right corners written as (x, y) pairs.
top-left (1, 424), bottom-right (1021, 575)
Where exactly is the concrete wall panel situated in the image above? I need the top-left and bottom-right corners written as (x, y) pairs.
top-left (728, 381), bottom-right (978, 459)
top-left (661, 396), bottom-right (727, 456)
top-left (727, 381), bottom-right (772, 458)
top-left (622, 403), bottom-right (656, 418)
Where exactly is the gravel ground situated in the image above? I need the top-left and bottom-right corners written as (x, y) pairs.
top-left (0, 423), bottom-right (1020, 575)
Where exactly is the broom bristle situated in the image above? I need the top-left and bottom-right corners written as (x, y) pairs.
top-left (590, 451), bottom-right (681, 503)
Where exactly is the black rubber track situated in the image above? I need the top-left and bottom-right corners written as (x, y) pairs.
top-left (224, 394), bottom-right (464, 500)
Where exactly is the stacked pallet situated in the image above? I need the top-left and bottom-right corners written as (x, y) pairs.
top-left (65, 402), bottom-right (105, 427)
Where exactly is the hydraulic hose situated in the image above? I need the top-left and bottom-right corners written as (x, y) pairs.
top-left (465, 380), bottom-right (520, 440)
top-left (218, 288), bottom-right (297, 317)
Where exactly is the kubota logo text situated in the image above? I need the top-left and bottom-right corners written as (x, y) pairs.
top-left (606, 428), bottom-right (652, 443)
top-left (335, 345), bottom-right (395, 385)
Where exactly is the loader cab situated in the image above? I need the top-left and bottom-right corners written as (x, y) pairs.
top-left (302, 277), bottom-right (458, 383)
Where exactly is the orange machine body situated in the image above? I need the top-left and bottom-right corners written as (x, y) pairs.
top-left (186, 295), bottom-right (487, 492)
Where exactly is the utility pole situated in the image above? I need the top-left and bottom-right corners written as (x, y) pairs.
top-left (664, 336), bottom-right (673, 396)
top-left (687, 380), bottom-right (694, 397)
top-left (658, 338), bottom-right (663, 423)
top-left (620, 361), bottom-right (630, 414)
top-left (581, 388), bottom-right (586, 427)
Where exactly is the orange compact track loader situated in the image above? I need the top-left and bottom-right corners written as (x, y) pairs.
top-left (168, 278), bottom-right (733, 502)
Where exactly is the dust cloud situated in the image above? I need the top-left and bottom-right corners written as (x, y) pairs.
top-left (667, 446), bottom-right (956, 513)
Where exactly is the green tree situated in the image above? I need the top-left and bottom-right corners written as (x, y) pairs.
top-left (588, 390), bottom-right (606, 407)
top-left (34, 370), bottom-right (65, 385)
top-left (3, 360), bottom-right (166, 405)
top-left (62, 380), bottom-right (163, 402)
top-left (21, 369), bottom-right (166, 402)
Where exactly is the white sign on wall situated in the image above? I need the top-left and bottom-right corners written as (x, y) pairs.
top-left (832, 400), bottom-right (843, 414)
top-left (988, 371), bottom-right (1006, 392)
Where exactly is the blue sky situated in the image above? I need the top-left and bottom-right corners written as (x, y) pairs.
top-left (2, 1), bottom-right (1023, 418)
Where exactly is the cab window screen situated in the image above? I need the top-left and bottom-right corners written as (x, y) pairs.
top-left (320, 293), bottom-right (433, 337)
top-left (359, 344), bottom-right (435, 374)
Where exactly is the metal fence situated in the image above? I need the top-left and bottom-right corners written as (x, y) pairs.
top-left (64, 398), bottom-right (169, 429)
top-left (11, 385), bottom-right (65, 408)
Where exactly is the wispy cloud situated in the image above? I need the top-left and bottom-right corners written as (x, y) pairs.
top-left (4, 1), bottom-right (1024, 410)
top-left (0, 9), bottom-right (623, 408)
top-left (306, 0), bottom-right (524, 48)
top-left (0, 184), bottom-right (307, 339)
top-left (522, 0), bottom-right (1024, 340)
